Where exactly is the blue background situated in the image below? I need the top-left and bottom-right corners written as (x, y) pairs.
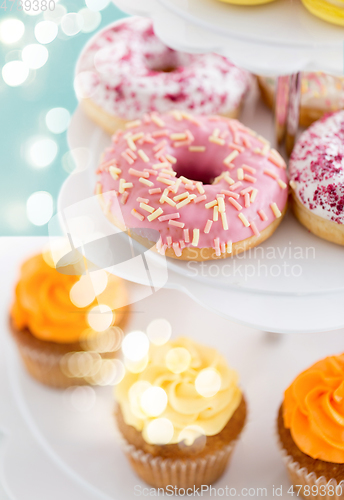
top-left (1, 1), bottom-right (126, 235)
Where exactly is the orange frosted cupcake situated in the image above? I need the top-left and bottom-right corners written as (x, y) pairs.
top-left (10, 252), bottom-right (130, 388)
top-left (278, 354), bottom-right (344, 500)
top-left (115, 335), bottom-right (247, 490)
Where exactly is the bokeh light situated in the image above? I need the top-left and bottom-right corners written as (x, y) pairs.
top-left (82, 327), bottom-right (124, 353)
top-left (145, 418), bottom-right (174, 445)
top-left (28, 138), bottom-right (58, 167)
top-left (195, 368), bottom-right (222, 398)
top-left (66, 386), bottom-right (96, 412)
top-left (122, 331), bottom-right (150, 362)
top-left (26, 191), bottom-right (53, 226)
top-left (89, 269), bottom-right (108, 295)
top-left (2, 61), bottom-right (29, 87)
top-left (85, 0), bottom-right (110, 11)
top-left (146, 318), bottom-right (172, 346)
top-left (140, 387), bottom-right (168, 417)
top-left (129, 381), bottom-right (151, 419)
top-left (87, 304), bottom-right (114, 332)
top-left (70, 275), bottom-right (96, 308)
top-left (22, 44), bottom-right (49, 70)
top-left (78, 8), bottom-right (101, 33)
top-left (0, 19), bottom-right (25, 44)
top-left (46, 107), bottom-right (70, 134)
top-left (166, 347), bottom-right (191, 374)
top-left (44, 4), bottom-right (67, 24)
top-left (124, 355), bottom-right (149, 374)
top-left (34, 21), bottom-right (58, 44)
top-left (61, 13), bottom-right (84, 36)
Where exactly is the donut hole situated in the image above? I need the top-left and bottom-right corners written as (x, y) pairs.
top-left (152, 65), bottom-right (178, 73)
top-left (173, 157), bottom-right (224, 185)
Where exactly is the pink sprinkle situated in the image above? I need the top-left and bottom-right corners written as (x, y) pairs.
top-left (204, 220), bottom-right (213, 234)
top-left (220, 130), bottom-right (229, 139)
top-left (143, 114), bottom-right (151, 124)
top-left (228, 197), bottom-right (243, 211)
top-left (159, 172), bottom-right (173, 179)
top-left (136, 197), bottom-right (149, 203)
top-left (184, 229), bottom-right (190, 243)
top-left (229, 182), bottom-right (243, 191)
top-left (179, 240), bottom-right (185, 249)
top-left (228, 122), bottom-right (239, 144)
top-left (174, 140), bottom-right (190, 148)
top-left (221, 190), bottom-right (240, 199)
top-left (131, 209), bottom-right (144, 222)
top-left (153, 140), bottom-right (167, 152)
top-left (149, 188), bottom-right (162, 195)
top-left (169, 220), bottom-right (185, 228)
top-left (229, 142), bottom-right (244, 152)
top-left (216, 194), bottom-right (225, 198)
top-left (141, 133), bottom-right (156, 144)
top-left (160, 244), bottom-right (168, 255)
top-left (194, 194), bottom-right (207, 204)
top-left (243, 137), bottom-right (251, 148)
top-left (240, 186), bottom-right (253, 195)
top-left (264, 169), bottom-right (278, 180)
top-left (269, 152), bottom-right (285, 169)
top-left (158, 213), bottom-right (180, 222)
top-left (129, 168), bottom-right (149, 178)
top-left (185, 129), bottom-right (195, 142)
top-left (220, 243), bottom-right (226, 254)
top-left (121, 152), bottom-right (134, 165)
top-left (242, 164), bottom-right (256, 174)
top-left (98, 158), bottom-right (118, 171)
top-left (121, 192), bottom-right (129, 205)
top-left (154, 148), bottom-right (165, 158)
top-left (152, 129), bottom-right (169, 138)
top-left (126, 149), bottom-right (137, 161)
top-left (244, 193), bottom-right (251, 208)
top-left (244, 174), bottom-right (257, 183)
top-left (156, 237), bottom-right (162, 252)
top-left (166, 236), bottom-right (172, 248)
top-left (250, 221), bottom-right (260, 237)
top-left (214, 237), bottom-right (221, 257)
top-left (112, 130), bottom-right (123, 143)
top-left (258, 210), bottom-right (268, 221)
top-left (144, 169), bottom-right (158, 176)
top-left (173, 242), bottom-right (182, 257)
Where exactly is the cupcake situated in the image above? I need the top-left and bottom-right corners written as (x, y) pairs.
top-left (10, 252), bottom-right (130, 388)
top-left (115, 334), bottom-right (247, 489)
top-left (278, 354), bottom-right (344, 499)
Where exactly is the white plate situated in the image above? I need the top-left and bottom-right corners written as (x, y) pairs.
top-left (1, 237), bottom-right (344, 500)
top-left (59, 85), bottom-right (344, 333)
top-left (112, 0), bottom-right (344, 75)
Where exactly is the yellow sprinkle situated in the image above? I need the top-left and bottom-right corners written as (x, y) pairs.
top-left (217, 197), bottom-right (225, 213)
top-left (125, 120), bottom-right (142, 129)
top-left (162, 195), bottom-right (176, 207)
top-left (131, 132), bottom-right (144, 142)
top-left (277, 179), bottom-right (287, 189)
top-left (119, 178), bottom-right (125, 194)
top-left (173, 192), bottom-right (189, 202)
top-left (127, 137), bottom-right (137, 151)
top-left (262, 143), bottom-right (270, 156)
top-left (162, 169), bottom-right (177, 176)
top-left (170, 133), bottom-right (187, 141)
top-left (224, 150), bottom-right (239, 165)
top-left (290, 180), bottom-right (297, 190)
top-left (151, 115), bottom-right (165, 127)
top-left (224, 175), bottom-right (235, 186)
top-left (213, 205), bottom-right (219, 221)
top-left (165, 154), bottom-right (177, 164)
top-left (271, 202), bottom-right (282, 218)
top-left (192, 228), bottom-right (200, 246)
top-left (196, 182), bottom-right (205, 194)
top-left (176, 197), bottom-right (192, 209)
top-left (138, 149), bottom-right (150, 163)
top-left (226, 241), bottom-right (232, 254)
top-left (95, 182), bottom-right (102, 195)
top-left (238, 213), bottom-right (250, 227)
top-left (139, 177), bottom-right (154, 187)
top-left (109, 166), bottom-right (119, 180)
top-left (122, 182), bottom-right (133, 189)
top-left (189, 146), bottom-right (206, 152)
top-left (152, 162), bottom-right (171, 170)
top-left (209, 136), bottom-right (225, 146)
top-left (205, 200), bottom-right (218, 209)
top-left (140, 202), bottom-right (155, 213)
top-left (221, 212), bottom-right (228, 230)
top-left (237, 168), bottom-right (244, 181)
top-left (250, 188), bottom-right (258, 203)
top-left (171, 110), bottom-right (183, 121)
top-left (212, 128), bottom-right (220, 138)
top-left (157, 177), bottom-right (175, 186)
top-left (148, 207), bottom-right (163, 221)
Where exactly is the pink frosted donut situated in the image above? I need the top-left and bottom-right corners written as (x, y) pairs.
top-left (290, 111), bottom-right (344, 245)
top-left (75, 17), bottom-right (251, 134)
top-left (96, 112), bottom-right (288, 261)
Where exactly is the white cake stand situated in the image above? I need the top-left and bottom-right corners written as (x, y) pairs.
top-left (57, 86), bottom-right (344, 334)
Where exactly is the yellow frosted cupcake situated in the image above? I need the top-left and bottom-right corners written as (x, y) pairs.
top-left (10, 252), bottom-right (130, 388)
top-left (115, 334), bottom-right (247, 490)
top-left (301, 0), bottom-right (344, 26)
top-left (278, 353), bottom-right (344, 499)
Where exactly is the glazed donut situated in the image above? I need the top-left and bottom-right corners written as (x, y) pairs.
top-left (290, 111), bottom-right (344, 245)
top-left (96, 112), bottom-right (288, 261)
top-left (258, 73), bottom-right (344, 127)
top-left (75, 17), bottom-right (251, 135)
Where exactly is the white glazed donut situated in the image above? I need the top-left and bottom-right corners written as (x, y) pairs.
top-left (290, 111), bottom-right (344, 245)
top-left (258, 73), bottom-right (344, 127)
top-left (75, 17), bottom-right (252, 134)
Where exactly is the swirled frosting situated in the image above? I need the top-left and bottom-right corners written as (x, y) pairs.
top-left (116, 337), bottom-right (242, 444)
top-left (11, 254), bottom-right (127, 344)
top-left (283, 354), bottom-right (344, 463)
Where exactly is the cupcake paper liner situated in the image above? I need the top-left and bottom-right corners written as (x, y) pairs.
top-left (120, 436), bottom-right (237, 490)
top-left (279, 443), bottom-right (344, 499)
